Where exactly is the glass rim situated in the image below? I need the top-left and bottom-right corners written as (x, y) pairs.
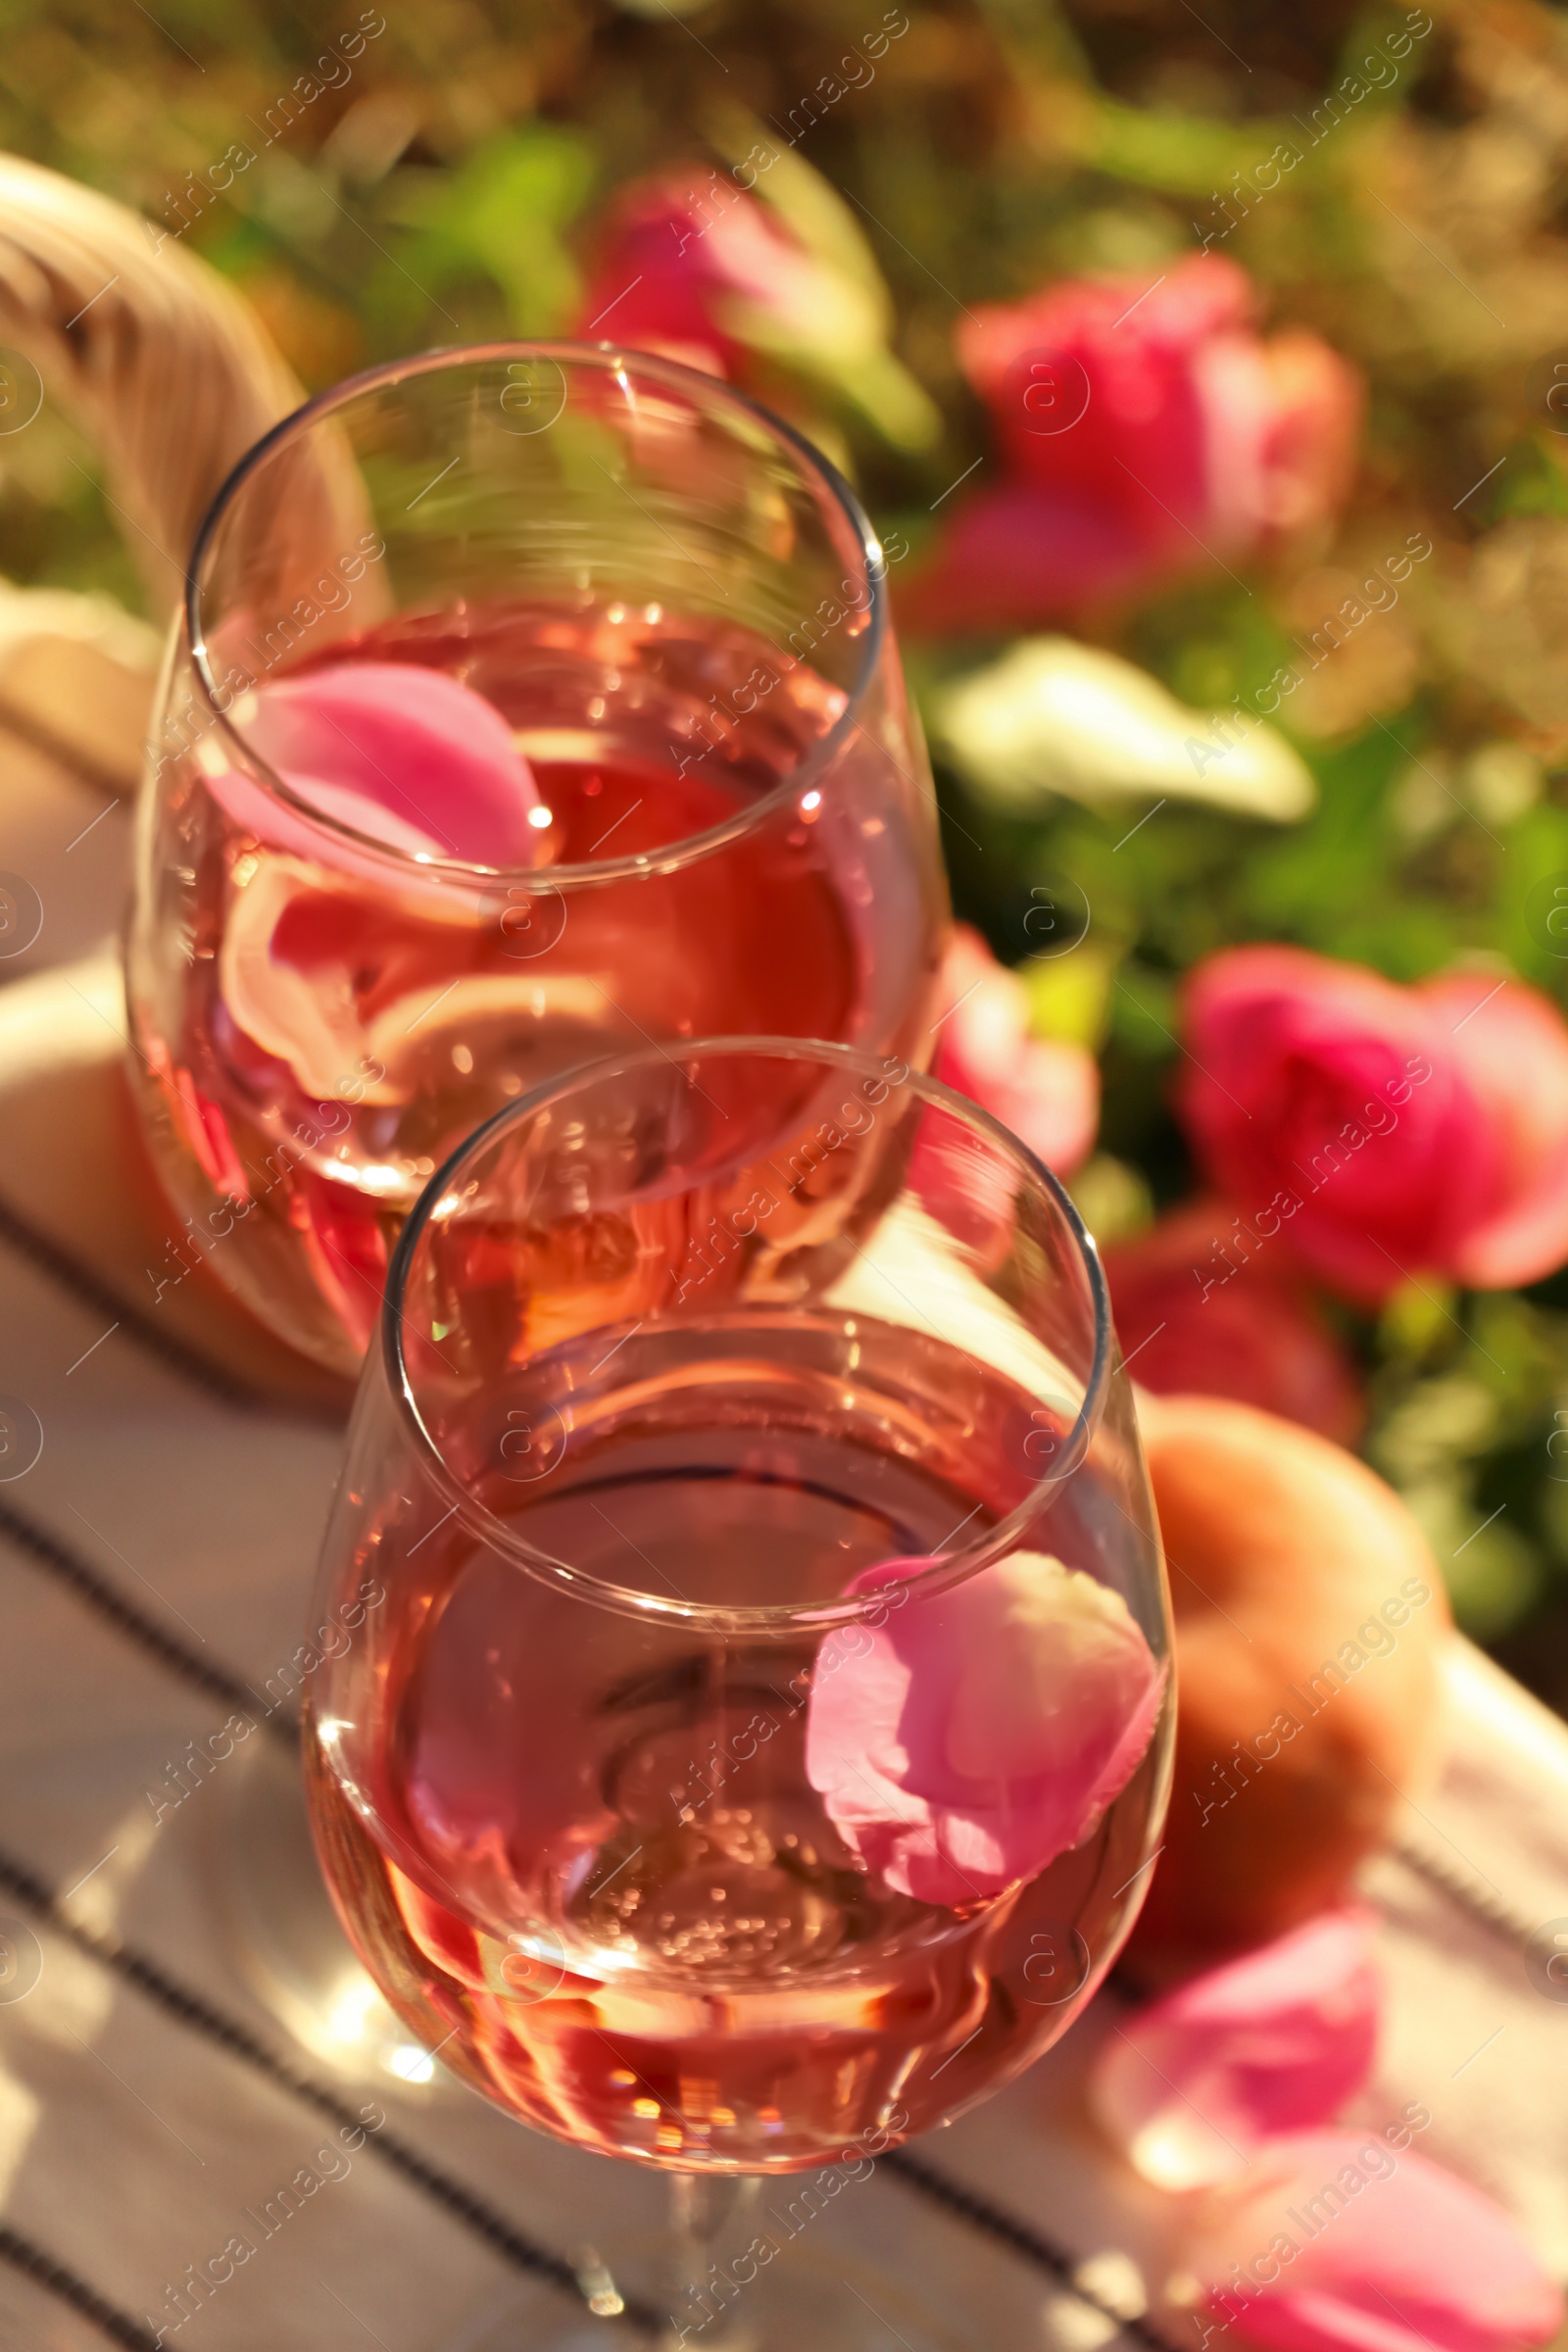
top-left (379, 1033), bottom-right (1114, 1633)
top-left (182, 339), bottom-right (890, 889)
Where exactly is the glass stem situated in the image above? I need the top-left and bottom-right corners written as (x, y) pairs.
top-left (661, 2173), bottom-right (761, 2351)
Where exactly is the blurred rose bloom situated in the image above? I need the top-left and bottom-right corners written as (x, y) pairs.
top-left (928, 924), bottom-right (1099, 1174)
top-left (1104, 1200), bottom-right (1363, 1444)
top-left (1177, 946), bottom-right (1568, 1302)
top-left (908, 926), bottom-right (1098, 1252)
top-left (572, 171), bottom-right (941, 448)
top-left (575, 174), bottom-right (812, 378)
top-left (1420, 966), bottom-right (1568, 1289)
top-left (909, 253), bottom-right (1360, 633)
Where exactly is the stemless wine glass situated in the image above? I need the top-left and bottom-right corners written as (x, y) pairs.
top-left (126, 344), bottom-right (947, 1373)
top-left (304, 1038), bottom-right (1173, 2346)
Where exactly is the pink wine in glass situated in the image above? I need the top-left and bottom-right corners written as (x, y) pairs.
top-left (128, 345), bottom-right (947, 1371)
top-left (305, 1310), bottom-right (1170, 2175)
top-left (132, 601), bottom-right (940, 1366)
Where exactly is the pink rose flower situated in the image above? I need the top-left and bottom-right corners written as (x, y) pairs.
top-left (575, 174), bottom-right (843, 382)
top-left (906, 254), bottom-right (1360, 634)
top-left (1104, 1201), bottom-right (1363, 1445)
top-left (572, 169), bottom-right (943, 453)
top-left (1421, 967), bottom-right (1568, 1290)
top-left (929, 925), bottom-right (1099, 1174)
top-left (1178, 947), bottom-right (1568, 1302)
top-left (1089, 1908), bottom-right (1380, 2189)
top-left (909, 927), bottom-right (1098, 1254)
top-left (805, 1551), bottom-right (1165, 1907)
top-left (1184, 2129), bottom-right (1563, 2352)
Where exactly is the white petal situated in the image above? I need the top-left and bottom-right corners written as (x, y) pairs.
top-left (932, 637), bottom-right (1314, 823)
top-left (219, 858), bottom-right (403, 1104)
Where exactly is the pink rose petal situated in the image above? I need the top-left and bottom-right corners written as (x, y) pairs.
top-left (1090, 1910), bottom-right (1381, 2188)
top-left (806, 1551), bottom-right (1165, 1906)
top-left (207, 662), bottom-right (540, 1100)
top-left (1183, 2128), bottom-right (1563, 2352)
top-left (215, 660), bottom-right (541, 869)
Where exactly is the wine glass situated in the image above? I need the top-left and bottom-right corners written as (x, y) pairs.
top-left (303, 1037), bottom-right (1173, 2346)
top-left (125, 342), bottom-right (947, 1376)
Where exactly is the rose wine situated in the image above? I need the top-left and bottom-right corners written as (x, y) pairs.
top-left (305, 1311), bottom-right (1168, 2172)
top-left (130, 601), bottom-right (940, 1363)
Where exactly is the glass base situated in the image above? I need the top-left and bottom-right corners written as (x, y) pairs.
top-left (202, 1730), bottom-right (449, 2087)
top-left (430, 2278), bottom-right (612, 2352)
top-left (444, 2243), bottom-right (966, 2352)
